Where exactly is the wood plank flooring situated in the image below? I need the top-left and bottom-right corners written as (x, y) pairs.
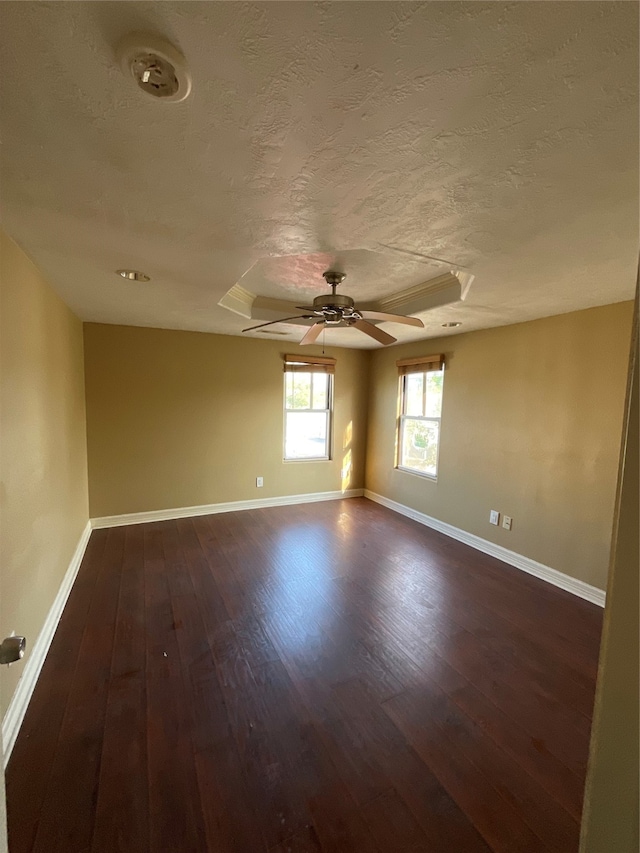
top-left (6, 498), bottom-right (603, 852)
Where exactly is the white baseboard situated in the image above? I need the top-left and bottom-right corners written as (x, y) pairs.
top-left (2, 520), bottom-right (92, 768)
top-left (364, 490), bottom-right (606, 607)
top-left (91, 488), bottom-right (365, 529)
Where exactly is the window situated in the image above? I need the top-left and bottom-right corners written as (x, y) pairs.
top-left (284, 355), bottom-right (334, 460)
top-left (397, 354), bottom-right (444, 479)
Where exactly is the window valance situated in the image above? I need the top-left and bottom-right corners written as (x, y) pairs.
top-left (284, 354), bottom-right (336, 375)
top-left (396, 354), bottom-right (444, 375)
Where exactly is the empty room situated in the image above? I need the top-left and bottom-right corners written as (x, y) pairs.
top-left (0, 3), bottom-right (637, 853)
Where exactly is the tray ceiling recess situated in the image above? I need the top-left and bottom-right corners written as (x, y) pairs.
top-left (219, 249), bottom-right (473, 344)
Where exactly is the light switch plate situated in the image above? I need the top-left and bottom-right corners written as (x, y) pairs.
top-left (490, 510), bottom-right (500, 525)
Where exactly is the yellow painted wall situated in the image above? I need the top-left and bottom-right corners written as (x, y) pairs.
top-left (580, 305), bottom-right (638, 852)
top-left (365, 302), bottom-right (634, 589)
top-left (0, 233), bottom-right (89, 720)
top-left (83, 324), bottom-right (370, 518)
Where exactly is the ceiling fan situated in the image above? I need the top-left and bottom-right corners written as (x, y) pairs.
top-left (242, 270), bottom-right (424, 346)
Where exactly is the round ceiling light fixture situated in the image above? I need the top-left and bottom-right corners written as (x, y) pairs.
top-left (116, 269), bottom-right (151, 282)
top-left (442, 321), bottom-right (462, 328)
top-left (117, 33), bottom-right (192, 103)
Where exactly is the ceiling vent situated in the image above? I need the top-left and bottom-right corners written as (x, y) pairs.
top-left (117, 33), bottom-right (192, 103)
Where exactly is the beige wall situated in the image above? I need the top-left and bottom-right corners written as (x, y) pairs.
top-left (580, 305), bottom-right (638, 852)
top-left (84, 324), bottom-right (369, 517)
top-left (366, 302), bottom-right (633, 589)
top-left (0, 233), bottom-right (89, 720)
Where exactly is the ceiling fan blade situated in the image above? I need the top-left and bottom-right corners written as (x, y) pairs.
top-left (296, 305), bottom-right (318, 311)
top-left (242, 315), bottom-right (312, 333)
top-left (299, 322), bottom-right (325, 346)
top-left (352, 318), bottom-right (397, 345)
top-left (359, 310), bottom-right (424, 328)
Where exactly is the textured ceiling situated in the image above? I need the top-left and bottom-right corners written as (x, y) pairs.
top-left (0, 1), bottom-right (637, 348)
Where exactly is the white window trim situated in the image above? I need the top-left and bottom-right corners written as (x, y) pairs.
top-left (396, 371), bottom-right (443, 480)
top-left (283, 370), bottom-right (333, 462)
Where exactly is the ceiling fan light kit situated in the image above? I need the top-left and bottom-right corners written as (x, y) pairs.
top-left (242, 271), bottom-right (424, 347)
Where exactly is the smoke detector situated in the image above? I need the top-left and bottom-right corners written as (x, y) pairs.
top-left (117, 33), bottom-right (192, 103)
top-left (116, 269), bottom-right (150, 282)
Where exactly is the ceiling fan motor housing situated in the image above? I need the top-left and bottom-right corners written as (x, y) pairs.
top-left (312, 293), bottom-right (355, 312)
top-left (314, 271), bottom-right (355, 316)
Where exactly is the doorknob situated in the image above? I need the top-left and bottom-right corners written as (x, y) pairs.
top-left (0, 636), bottom-right (26, 665)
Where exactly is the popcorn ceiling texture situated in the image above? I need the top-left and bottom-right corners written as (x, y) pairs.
top-left (0, 2), bottom-right (637, 347)
top-left (239, 251), bottom-right (450, 302)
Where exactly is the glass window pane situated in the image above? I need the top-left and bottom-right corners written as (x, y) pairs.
top-left (404, 373), bottom-right (424, 416)
top-left (287, 372), bottom-right (311, 409)
top-left (285, 411), bottom-right (328, 459)
top-left (311, 373), bottom-right (329, 410)
top-left (400, 418), bottom-right (439, 476)
top-left (285, 372), bottom-right (295, 409)
top-left (425, 370), bottom-right (443, 417)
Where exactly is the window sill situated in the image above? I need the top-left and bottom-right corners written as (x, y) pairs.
top-left (284, 457), bottom-right (331, 463)
top-left (396, 465), bottom-right (438, 482)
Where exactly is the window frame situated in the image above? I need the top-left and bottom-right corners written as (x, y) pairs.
top-left (283, 365), bottom-right (334, 463)
top-left (396, 365), bottom-right (444, 481)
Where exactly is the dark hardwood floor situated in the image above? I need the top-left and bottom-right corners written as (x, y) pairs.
top-left (6, 497), bottom-right (603, 852)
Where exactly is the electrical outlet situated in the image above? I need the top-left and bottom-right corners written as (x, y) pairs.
top-left (503, 515), bottom-right (512, 530)
top-left (490, 510), bottom-right (500, 526)
top-left (256, 477), bottom-right (263, 488)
